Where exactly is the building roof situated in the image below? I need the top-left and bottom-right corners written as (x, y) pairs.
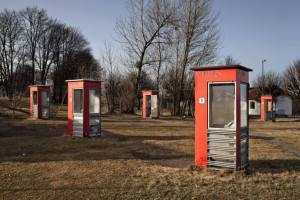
top-left (190, 65), bottom-right (253, 72)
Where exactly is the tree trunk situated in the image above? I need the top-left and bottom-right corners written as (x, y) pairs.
top-left (31, 55), bottom-right (35, 85)
top-left (131, 47), bottom-right (146, 113)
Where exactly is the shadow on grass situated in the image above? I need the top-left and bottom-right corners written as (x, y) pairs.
top-left (249, 135), bottom-right (273, 140)
top-left (257, 127), bottom-right (300, 131)
top-left (0, 127), bottom-right (193, 167)
top-left (0, 119), bottom-right (67, 138)
top-left (105, 132), bottom-right (193, 141)
top-left (249, 159), bottom-right (300, 173)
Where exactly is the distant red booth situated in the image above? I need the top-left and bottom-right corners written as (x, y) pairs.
top-left (142, 91), bottom-right (159, 119)
top-left (66, 79), bottom-right (101, 137)
top-left (29, 85), bottom-right (50, 119)
top-left (261, 95), bottom-right (276, 122)
top-left (191, 65), bottom-right (252, 170)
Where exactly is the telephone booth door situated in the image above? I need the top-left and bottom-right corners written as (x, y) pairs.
top-left (32, 91), bottom-right (38, 118)
top-left (73, 89), bottom-right (84, 136)
top-left (41, 90), bottom-right (50, 118)
top-left (146, 95), bottom-right (151, 117)
top-left (151, 95), bottom-right (158, 118)
top-left (89, 88), bottom-right (101, 136)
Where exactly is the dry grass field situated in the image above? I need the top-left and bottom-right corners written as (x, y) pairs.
top-left (0, 99), bottom-right (299, 199)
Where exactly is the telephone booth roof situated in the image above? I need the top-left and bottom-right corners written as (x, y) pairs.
top-left (142, 90), bottom-right (159, 93)
top-left (29, 85), bottom-right (50, 88)
top-left (65, 79), bottom-right (103, 83)
top-left (261, 95), bottom-right (275, 97)
top-left (191, 65), bottom-right (253, 72)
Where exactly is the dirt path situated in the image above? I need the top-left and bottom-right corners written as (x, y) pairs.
top-left (251, 131), bottom-right (300, 157)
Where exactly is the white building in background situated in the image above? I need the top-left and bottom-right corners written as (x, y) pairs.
top-left (249, 100), bottom-right (260, 115)
top-left (276, 96), bottom-right (292, 117)
top-left (0, 84), bottom-right (6, 98)
top-left (248, 95), bottom-right (293, 117)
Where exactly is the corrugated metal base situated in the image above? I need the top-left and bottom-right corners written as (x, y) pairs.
top-left (33, 105), bottom-right (38, 118)
top-left (207, 129), bottom-right (236, 169)
top-left (207, 128), bottom-right (249, 170)
top-left (89, 115), bottom-right (101, 136)
top-left (42, 107), bottom-right (49, 119)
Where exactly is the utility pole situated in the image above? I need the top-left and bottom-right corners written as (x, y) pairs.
top-left (262, 59), bottom-right (266, 95)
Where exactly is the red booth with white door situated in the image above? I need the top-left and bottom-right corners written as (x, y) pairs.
top-left (66, 79), bottom-right (101, 137)
top-left (261, 95), bottom-right (276, 122)
top-left (191, 65), bottom-right (252, 170)
top-left (142, 91), bottom-right (159, 118)
top-left (29, 85), bottom-right (50, 119)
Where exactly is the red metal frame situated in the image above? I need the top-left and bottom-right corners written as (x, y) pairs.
top-left (29, 85), bottom-right (50, 119)
top-left (142, 91), bottom-right (159, 118)
top-left (66, 79), bottom-right (101, 136)
top-left (260, 95), bottom-right (275, 121)
top-left (192, 65), bottom-right (251, 169)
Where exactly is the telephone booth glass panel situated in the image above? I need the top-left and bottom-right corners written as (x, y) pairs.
top-left (41, 90), bottom-right (50, 118)
top-left (240, 83), bottom-right (248, 128)
top-left (42, 91), bottom-right (49, 106)
top-left (265, 100), bottom-right (271, 120)
top-left (89, 89), bottom-right (100, 114)
top-left (146, 95), bottom-right (151, 117)
top-left (74, 89), bottom-right (83, 113)
top-left (33, 91), bottom-right (37, 105)
top-left (209, 83), bottom-right (235, 129)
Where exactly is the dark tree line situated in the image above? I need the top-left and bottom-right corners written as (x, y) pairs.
top-left (0, 7), bottom-right (100, 111)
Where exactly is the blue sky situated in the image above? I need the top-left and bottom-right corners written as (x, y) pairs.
top-left (1, 0), bottom-right (300, 83)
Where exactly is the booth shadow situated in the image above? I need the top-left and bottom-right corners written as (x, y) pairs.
top-left (0, 119), bottom-right (67, 138)
top-left (0, 126), bottom-right (194, 168)
top-left (249, 135), bottom-right (273, 141)
top-left (248, 159), bottom-right (300, 174)
top-left (106, 133), bottom-right (193, 141)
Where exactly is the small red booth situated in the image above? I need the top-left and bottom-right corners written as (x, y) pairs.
top-left (261, 95), bottom-right (276, 122)
top-left (66, 79), bottom-right (101, 137)
top-left (29, 85), bottom-right (50, 119)
top-left (191, 65), bottom-right (252, 170)
top-left (142, 91), bottom-right (159, 118)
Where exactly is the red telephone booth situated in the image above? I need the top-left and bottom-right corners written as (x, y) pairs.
top-left (142, 91), bottom-right (159, 118)
top-left (66, 79), bottom-right (101, 137)
top-left (29, 85), bottom-right (50, 119)
top-left (191, 65), bottom-right (252, 170)
top-left (261, 95), bottom-right (276, 122)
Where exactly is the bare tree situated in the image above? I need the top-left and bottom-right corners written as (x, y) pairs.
top-left (165, 0), bottom-right (220, 115)
top-left (118, 70), bottom-right (154, 113)
top-left (115, 0), bottom-right (175, 113)
top-left (20, 7), bottom-right (48, 85)
top-left (283, 59), bottom-right (300, 116)
top-left (0, 10), bottom-right (27, 117)
top-left (51, 25), bottom-right (90, 102)
top-left (252, 70), bottom-right (283, 99)
top-left (100, 41), bottom-right (121, 113)
top-left (35, 18), bottom-right (57, 84)
top-left (222, 55), bottom-right (240, 65)
top-left (74, 48), bottom-right (100, 79)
